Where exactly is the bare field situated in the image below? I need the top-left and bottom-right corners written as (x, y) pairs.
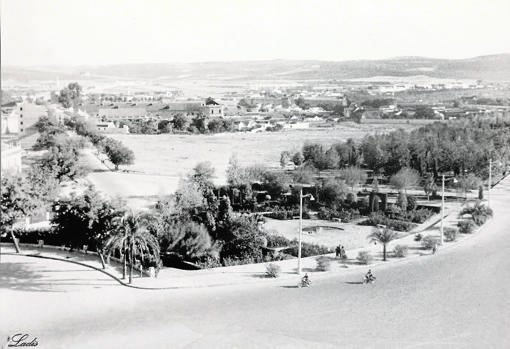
top-left (87, 123), bottom-right (416, 208)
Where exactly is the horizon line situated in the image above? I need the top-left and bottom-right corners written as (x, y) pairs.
top-left (3, 53), bottom-right (510, 69)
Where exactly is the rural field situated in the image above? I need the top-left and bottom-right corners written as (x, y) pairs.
top-left (85, 122), bottom-right (417, 208)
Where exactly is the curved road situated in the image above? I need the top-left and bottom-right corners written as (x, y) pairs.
top-left (2, 179), bottom-right (510, 348)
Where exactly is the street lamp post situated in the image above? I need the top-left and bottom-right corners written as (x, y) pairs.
top-left (298, 187), bottom-right (314, 275)
top-left (440, 175), bottom-right (445, 245)
top-left (488, 158), bottom-right (492, 208)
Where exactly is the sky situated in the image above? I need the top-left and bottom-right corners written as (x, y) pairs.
top-left (1, 0), bottom-right (510, 66)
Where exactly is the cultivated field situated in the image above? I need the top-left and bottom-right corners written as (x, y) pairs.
top-left (87, 122), bottom-right (417, 208)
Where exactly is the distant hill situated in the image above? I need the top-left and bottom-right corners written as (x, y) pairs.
top-left (3, 54), bottom-right (510, 82)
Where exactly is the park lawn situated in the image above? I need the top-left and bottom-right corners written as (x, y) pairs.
top-left (84, 123), bottom-right (416, 208)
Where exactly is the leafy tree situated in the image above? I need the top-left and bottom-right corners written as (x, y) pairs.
top-left (368, 227), bottom-right (399, 261)
top-left (219, 216), bottom-right (266, 262)
top-left (101, 138), bottom-right (135, 170)
top-left (158, 120), bottom-right (173, 133)
top-left (158, 220), bottom-right (214, 261)
top-left (189, 161), bottom-right (215, 190)
top-left (1, 175), bottom-right (38, 252)
top-left (319, 178), bottom-right (348, 209)
top-left (171, 113), bottom-right (190, 131)
top-left (226, 154), bottom-right (246, 187)
top-left (190, 114), bottom-right (207, 133)
top-left (361, 135), bottom-right (388, 172)
top-left (51, 188), bottom-right (124, 268)
top-left (339, 166), bottom-right (368, 194)
top-left (58, 82), bottom-right (82, 108)
top-left (423, 174), bottom-right (437, 200)
top-left (280, 151), bottom-right (291, 169)
top-left (262, 171), bottom-right (291, 199)
top-left (292, 152), bottom-right (304, 166)
top-left (292, 165), bottom-right (316, 184)
top-left (39, 143), bottom-right (89, 182)
top-left (105, 212), bottom-right (160, 283)
top-left (174, 179), bottom-right (205, 213)
top-left (34, 115), bottom-right (58, 133)
top-left (390, 168), bottom-right (420, 194)
top-left (456, 173), bottom-right (482, 199)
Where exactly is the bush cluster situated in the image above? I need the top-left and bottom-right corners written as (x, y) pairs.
top-left (359, 213), bottom-right (415, 232)
top-left (288, 240), bottom-right (332, 258)
top-left (356, 251), bottom-right (372, 264)
top-left (421, 236), bottom-right (439, 249)
top-left (444, 227), bottom-right (458, 242)
top-left (317, 207), bottom-right (361, 222)
top-left (315, 256), bottom-right (332, 271)
top-left (265, 208), bottom-right (310, 220)
top-left (265, 263), bottom-right (281, 277)
top-left (385, 206), bottom-right (434, 224)
top-left (457, 220), bottom-right (476, 234)
top-left (393, 244), bottom-right (408, 258)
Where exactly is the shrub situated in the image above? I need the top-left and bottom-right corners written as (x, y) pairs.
top-left (265, 234), bottom-right (291, 248)
top-left (444, 227), bottom-right (458, 242)
top-left (222, 256), bottom-right (257, 266)
top-left (406, 209), bottom-right (434, 224)
top-left (196, 255), bottom-right (222, 269)
top-left (460, 201), bottom-right (494, 225)
top-left (358, 213), bottom-right (414, 232)
top-left (265, 263), bottom-right (281, 278)
top-left (356, 251), bottom-right (372, 265)
top-left (406, 195), bottom-right (417, 211)
top-left (315, 256), bottom-right (331, 271)
top-left (393, 244), bottom-right (408, 258)
top-left (414, 233), bottom-right (423, 242)
top-left (288, 240), bottom-right (332, 257)
top-left (421, 236), bottom-right (439, 249)
top-left (458, 220), bottom-right (476, 234)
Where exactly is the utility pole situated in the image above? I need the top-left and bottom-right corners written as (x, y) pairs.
top-left (488, 158), bottom-right (492, 208)
top-left (440, 175), bottom-right (445, 245)
top-left (298, 188), bottom-right (303, 275)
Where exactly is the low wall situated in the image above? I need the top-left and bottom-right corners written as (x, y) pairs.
top-left (360, 118), bottom-right (441, 125)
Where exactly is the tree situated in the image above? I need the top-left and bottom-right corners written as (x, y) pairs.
top-left (280, 151), bottom-right (291, 169)
top-left (174, 179), bottom-right (205, 213)
top-left (339, 167), bottom-right (368, 194)
top-left (34, 115), bottom-right (58, 133)
top-left (423, 174), bottom-right (437, 200)
top-left (101, 138), bottom-right (135, 170)
top-left (105, 212), bottom-right (160, 283)
top-left (292, 152), bottom-right (304, 166)
top-left (390, 168), bottom-right (420, 210)
top-left (361, 135), bottom-right (388, 172)
top-left (456, 174), bottom-right (482, 199)
top-left (292, 165), bottom-right (316, 184)
top-left (319, 178), bottom-right (348, 209)
top-left (189, 161), bottom-right (215, 189)
top-left (51, 188), bottom-right (124, 268)
top-left (368, 227), bottom-right (399, 261)
top-left (39, 143), bottom-right (89, 182)
top-left (1, 175), bottom-right (37, 252)
top-left (219, 216), bottom-right (267, 262)
top-left (158, 220), bottom-right (214, 261)
top-left (171, 114), bottom-right (190, 131)
top-left (58, 82), bottom-right (82, 108)
top-left (226, 154), bottom-right (246, 187)
top-left (390, 168), bottom-right (420, 194)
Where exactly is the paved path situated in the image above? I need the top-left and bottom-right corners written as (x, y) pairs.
top-left (2, 175), bottom-right (510, 348)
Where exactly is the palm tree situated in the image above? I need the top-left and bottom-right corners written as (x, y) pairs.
top-left (368, 227), bottom-right (399, 261)
top-left (105, 212), bottom-right (160, 284)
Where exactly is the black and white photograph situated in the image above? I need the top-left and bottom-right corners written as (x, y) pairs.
top-left (1, 0), bottom-right (510, 348)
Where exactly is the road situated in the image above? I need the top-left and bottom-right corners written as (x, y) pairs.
top-left (2, 178), bottom-right (510, 348)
